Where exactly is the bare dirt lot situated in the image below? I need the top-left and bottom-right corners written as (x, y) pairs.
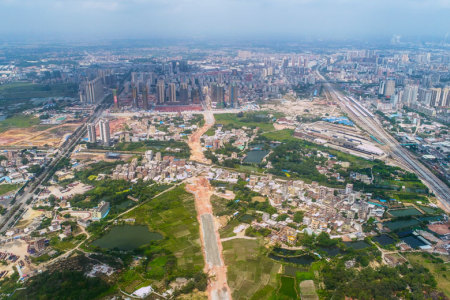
top-left (0, 123), bottom-right (81, 148)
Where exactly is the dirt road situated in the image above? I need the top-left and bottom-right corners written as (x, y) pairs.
top-left (186, 112), bottom-right (231, 300)
top-left (186, 177), bottom-right (231, 300)
top-left (189, 111), bottom-right (215, 163)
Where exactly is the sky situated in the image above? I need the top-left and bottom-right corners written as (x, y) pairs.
top-left (0, 0), bottom-right (449, 41)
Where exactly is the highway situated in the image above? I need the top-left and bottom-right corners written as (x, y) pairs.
top-left (0, 100), bottom-right (112, 233)
top-left (318, 71), bottom-right (450, 212)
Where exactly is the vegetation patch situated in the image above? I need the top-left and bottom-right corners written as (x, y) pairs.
top-left (222, 238), bottom-right (281, 300)
top-left (278, 276), bottom-right (298, 299)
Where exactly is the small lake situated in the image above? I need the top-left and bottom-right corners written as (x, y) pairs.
top-left (92, 225), bottom-right (163, 251)
top-left (343, 240), bottom-right (371, 250)
top-left (243, 150), bottom-right (270, 163)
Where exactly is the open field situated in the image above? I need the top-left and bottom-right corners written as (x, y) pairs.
top-left (299, 280), bottom-right (319, 300)
top-left (278, 276), bottom-right (298, 299)
top-left (262, 129), bottom-right (297, 142)
top-left (0, 82), bottom-right (77, 101)
top-left (214, 113), bottom-right (275, 132)
top-left (405, 253), bottom-right (450, 297)
top-left (0, 114), bottom-right (40, 133)
top-left (211, 195), bottom-right (233, 216)
top-left (0, 184), bottom-right (21, 196)
top-left (222, 238), bottom-right (281, 300)
top-left (0, 123), bottom-right (80, 147)
top-left (122, 185), bottom-right (204, 273)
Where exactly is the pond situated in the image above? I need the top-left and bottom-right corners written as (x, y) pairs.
top-left (115, 200), bottom-right (134, 210)
top-left (269, 253), bottom-right (316, 265)
top-left (243, 150), bottom-right (270, 163)
top-left (343, 240), bottom-right (371, 250)
top-left (388, 208), bottom-right (422, 217)
top-left (383, 219), bottom-right (420, 231)
top-left (92, 225), bottom-right (163, 251)
top-left (373, 234), bottom-right (395, 246)
top-left (418, 206), bottom-right (439, 215)
top-left (401, 235), bottom-right (427, 249)
top-left (318, 246), bottom-right (343, 257)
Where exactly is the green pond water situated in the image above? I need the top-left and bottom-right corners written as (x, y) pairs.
top-left (343, 240), bottom-right (371, 250)
top-left (92, 225), bottom-right (163, 251)
top-left (388, 208), bottom-right (422, 217)
top-left (243, 150), bottom-right (270, 163)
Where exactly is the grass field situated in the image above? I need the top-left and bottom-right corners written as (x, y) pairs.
top-left (235, 165), bottom-right (265, 174)
top-left (214, 113), bottom-right (275, 132)
top-left (0, 184), bottom-right (21, 196)
top-left (278, 276), bottom-right (298, 299)
top-left (211, 195), bottom-right (232, 216)
top-left (0, 82), bottom-right (77, 101)
top-left (262, 129), bottom-right (297, 142)
top-left (122, 185), bottom-right (203, 273)
top-left (405, 253), bottom-right (450, 297)
top-left (0, 114), bottom-right (40, 132)
top-left (222, 238), bottom-right (281, 300)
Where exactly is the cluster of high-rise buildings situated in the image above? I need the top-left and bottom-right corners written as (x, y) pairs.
top-left (325, 49), bottom-right (450, 121)
top-left (87, 119), bottom-right (110, 146)
top-left (79, 77), bottom-right (105, 105)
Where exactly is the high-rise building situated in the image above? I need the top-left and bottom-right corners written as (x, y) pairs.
top-left (132, 86), bottom-right (138, 108)
top-left (192, 87), bottom-right (200, 104)
top-left (402, 85), bottom-right (418, 106)
top-left (143, 85), bottom-right (149, 110)
top-left (378, 80), bottom-right (385, 95)
top-left (440, 87), bottom-right (449, 107)
top-left (418, 88), bottom-right (432, 106)
top-left (79, 77), bottom-right (104, 105)
top-left (87, 123), bottom-right (96, 143)
top-left (156, 80), bottom-right (165, 104)
top-left (229, 84), bottom-right (239, 107)
top-left (384, 80), bottom-right (395, 98)
top-left (113, 89), bottom-right (119, 110)
top-left (99, 119), bottom-right (111, 146)
top-left (430, 88), bottom-right (442, 107)
top-left (168, 83), bottom-right (177, 102)
top-left (212, 83), bottom-right (225, 104)
top-left (179, 83), bottom-right (189, 103)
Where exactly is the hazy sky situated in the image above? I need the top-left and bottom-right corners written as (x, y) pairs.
top-left (0, 0), bottom-right (449, 41)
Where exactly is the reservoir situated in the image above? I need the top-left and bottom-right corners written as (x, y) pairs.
top-left (92, 225), bottom-right (163, 251)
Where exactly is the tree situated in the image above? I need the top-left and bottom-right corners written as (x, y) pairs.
top-left (293, 211), bottom-right (304, 223)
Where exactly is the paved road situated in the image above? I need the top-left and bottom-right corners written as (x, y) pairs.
top-left (201, 214), bottom-right (222, 267)
top-left (318, 71), bottom-right (450, 211)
